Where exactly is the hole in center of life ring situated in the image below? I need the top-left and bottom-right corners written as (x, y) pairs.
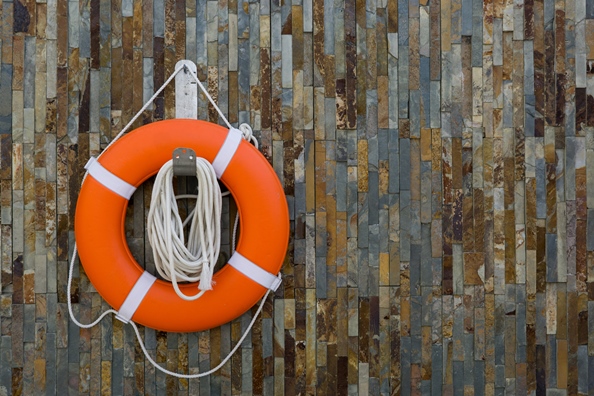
top-left (123, 173), bottom-right (240, 283)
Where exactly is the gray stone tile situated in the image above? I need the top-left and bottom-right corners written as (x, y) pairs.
top-left (464, 333), bottom-right (474, 384)
top-left (588, 356), bottom-right (594, 393)
top-left (368, 171), bottom-right (379, 225)
top-left (23, 304), bottom-right (35, 343)
top-left (398, 0), bottom-right (408, 45)
top-left (358, 248), bottom-right (369, 297)
top-left (358, 192), bottom-right (369, 248)
top-left (323, 0), bottom-right (335, 54)
top-left (587, 0), bottom-right (594, 18)
top-left (493, 19), bottom-right (502, 66)
top-left (516, 302), bottom-right (527, 363)
top-left (398, 48), bottom-right (409, 118)
top-left (411, 88), bottom-right (421, 138)
top-left (546, 334), bottom-right (557, 388)
top-left (100, 313), bottom-right (112, 360)
top-left (24, 37), bottom-right (36, 109)
top-left (388, 134), bottom-right (400, 193)
top-left (68, 0), bottom-right (80, 49)
top-left (410, 244), bottom-right (420, 296)
top-left (153, 0), bottom-right (165, 37)
top-left (430, 82), bottom-right (440, 128)
top-left (45, 331), bottom-right (56, 395)
top-left (389, 57), bottom-right (399, 128)
top-left (316, 256), bottom-right (327, 299)
top-left (79, 0), bottom-right (91, 57)
top-left (544, 0), bottom-right (555, 30)
top-left (566, 137), bottom-right (576, 201)
top-left (400, 191), bottom-right (411, 262)
top-left (578, 345), bottom-right (588, 395)
top-left (0, 65), bottom-right (12, 133)
top-left (400, 138), bottom-right (410, 190)
top-left (420, 225), bottom-right (432, 287)
top-left (472, 16), bottom-right (483, 67)
top-left (55, 348), bottom-right (69, 394)
top-left (587, 209), bottom-right (594, 252)
top-left (112, 348), bottom-right (124, 394)
top-left (546, 234), bottom-right (558, 282)
top-left (411, 333), bottom-right (422, 365)
top-left (0, 336), bottom-right (10, 395)
top-left (453, 360), bottom-right (464, 395)
top-left (431, 345), bottom-right (443, 395)
top-left (453, 244), bottom-right (463, 295)
top-left (536, 157), bottom-right (547, 218)
top-left (461, 0), bottom-right (473, 36)
top-left (65, 305), bottom-right (80, 364)
top-left (400, 336), bottom-right (411, 396)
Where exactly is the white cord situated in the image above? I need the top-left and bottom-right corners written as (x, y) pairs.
top-left (129, 290), bottom-right (270, 379)
top-left (147, 158), bottom-right (222, 300)
top-left (67, 64), bottom-right (269, 378)
top-left (67, 244), bottom-right (119, 328)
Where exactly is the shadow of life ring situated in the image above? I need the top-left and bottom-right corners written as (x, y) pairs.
top-left (74, 119), bottom-right (289, 333)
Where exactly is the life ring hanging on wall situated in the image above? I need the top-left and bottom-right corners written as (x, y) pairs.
top-left (74, 119), bottom-right (289, 333)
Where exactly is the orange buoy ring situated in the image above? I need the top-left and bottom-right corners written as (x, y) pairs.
top-left (74, 119), bottom-right (289, 333)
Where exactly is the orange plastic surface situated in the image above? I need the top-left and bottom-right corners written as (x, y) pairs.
top-left (74, 119), bottom-right (289, 332)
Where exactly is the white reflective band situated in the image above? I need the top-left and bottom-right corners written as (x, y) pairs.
top-left (85, 157), bottom-right (137, 200)
top-left (212, 128), bottom-right (243, 178)
top-left (115, 271), bottom-right (157, 324)
top-left (228, 252), bottom-right (282, 291)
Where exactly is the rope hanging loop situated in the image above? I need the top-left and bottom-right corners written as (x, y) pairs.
top-left (147, 156), bottom-right (222, 301)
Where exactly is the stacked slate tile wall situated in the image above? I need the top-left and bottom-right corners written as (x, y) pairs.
top-left (0, 0), bottom-right (594, 394)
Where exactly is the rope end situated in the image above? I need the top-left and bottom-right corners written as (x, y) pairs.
top-left (198, 262), bottom-right (215, 291)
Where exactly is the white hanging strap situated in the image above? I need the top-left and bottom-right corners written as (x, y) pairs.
top-left (187, 69), bottom-right (232, 130)
top-left (100, 63), bottom-right (233, 159)
top-left (115, 271), bottom-right (157, 324)
top-left (228, 252), bottom-right (283, 291)
top-left (85, 157), bottom-right (137, 200)
top-left (212, 127), bottom-right (243, 178)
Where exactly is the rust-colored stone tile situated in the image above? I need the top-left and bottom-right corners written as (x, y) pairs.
top-left (23, 270), bottom-right (35, 303)
top-left (464, 253), bottom-right (485, 285)
top-left (378, 76), bottom-right (389, 128)
top-left (557, 338), bottom-right (568, 388)
top-left (36, 4), bottom-right (46, 39)
top-left (12, 36), bottom-right (24, 90)
top-left (387, 0), bottom-right (397, 33)
top-left (586, 20), bottom-right (594, 60)
top-left (56, 0), bottom-right (68, 67)
top-left (451, 138), bottom-right (462, 189)
top-left (504, 209), bottom-right (516, 283)
top-left (420, 128), bottom-right (431, 162)
top-left (336, 79), bottom-right (347, 129)
top-left (544, 30), bottom-right (556, 126)
top-left (409, 18), bottom-right (420, 91)
top-left (546, 163), bottom-right (557, 233)
top-left (463, 194), bottom-right (474, 251)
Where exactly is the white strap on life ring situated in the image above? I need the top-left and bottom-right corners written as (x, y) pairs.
top-left (212, 127), bottom-right (243, 178)
top-left (115, 271), bottom-right (157, 324)
top-left (228, 252), bottom-right (283, 291)
top-left (85, 157), bottom-right (137, 200)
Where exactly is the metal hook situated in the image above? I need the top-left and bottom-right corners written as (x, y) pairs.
top-left (172, 147), bottom-right (197, 176)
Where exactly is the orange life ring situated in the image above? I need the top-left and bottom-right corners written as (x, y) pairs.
top-left (74, 119), bottom-right (289, 332)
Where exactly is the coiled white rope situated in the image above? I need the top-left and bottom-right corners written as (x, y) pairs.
top-left (67, 64), bottom-right (273, 378)
top-left (147, 158), bottom-right (221, 300)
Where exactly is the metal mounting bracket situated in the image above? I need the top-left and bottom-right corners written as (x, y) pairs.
top-left (172, 147), bottom-right (197, 176)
